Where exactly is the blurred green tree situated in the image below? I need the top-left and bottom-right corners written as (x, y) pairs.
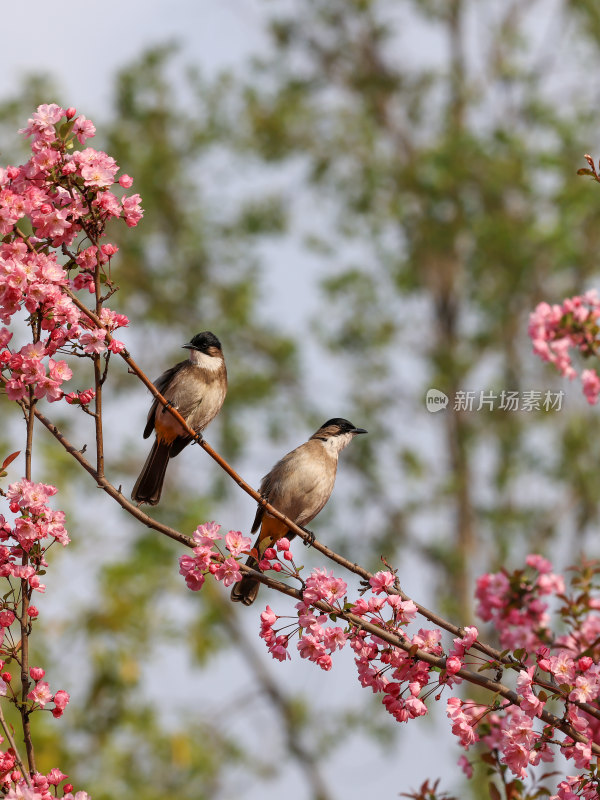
top-left (226, 0), bottom-right (600, 621)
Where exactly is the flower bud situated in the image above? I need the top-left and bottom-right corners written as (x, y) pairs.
top-left (0, 610), bottom-right (15, 627)
top-left (65, 107), bottom-right (76, 120)
top-left (29, 667), bottom-right (45, 681)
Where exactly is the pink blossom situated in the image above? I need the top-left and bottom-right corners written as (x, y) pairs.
top-left (0, 326), bottom-right (12, 347)
top-left (28, 680), bottom-right (52, 707)
top-left (214, 557), bottom-right (242, 587)
top-left (516, 667), bottom-right (545, 717)
top-left (323, 626), bottom-right (347, 652)
top-left (72, 115), bottom-right (96, 144)
top-left (108, 338), bottom-right (125, 354)
top-left (569, 671), bottom-right (600, 703)
top-left (297, 633), bottom-right (327, 662)
top-left (5, 378), bottom-right (26, 400)
top-left (268, 635), bottom-right (291, 662)
top-left (193, 521), bottom-right (221, 546)
top-left (581, 369), bottom-right (600, 404)
top-left (79, 328), bottom-right (107, 354)
top-left (446, 655), bottom-right (463, 675)
top-left (100, 243), bottom-right (118, 259)
top-left (99, 308), bottom-right (129, 331)
top-left (75, 148), bottom-right (118, 188)
top-left (389, 597), bottom-right (418, 624)
top-left (52, 689), bottom-right (70, 718)
top-left (30, 206), bottom-right (72, 244)
top-left (302, 568), bottom-right (347, 604)
top-left (369, 570), bottom-right (395, 593)
top-left (46, 768), bottom-right (67, 786)
top-left (525, 554), bottom-right (552, 573)
top-left (446, 697), bottom-right (480, 748)
top-left (178, 554), bottom-right (206, 592)
top-left (122, 193), bottom-right (143, 227)
top-left (224, 530), bottom-right (252, 557)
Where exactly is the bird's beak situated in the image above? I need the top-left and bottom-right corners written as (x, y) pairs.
top-left (182, 343), bottom-right (195, 350)
top-left (352, 427), bottom-right (368, 435)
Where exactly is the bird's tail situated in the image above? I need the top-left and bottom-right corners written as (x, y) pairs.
top-left (131, 439), bottom-right (171, 506)
top-left (230, 552), bottom-right (261, 606)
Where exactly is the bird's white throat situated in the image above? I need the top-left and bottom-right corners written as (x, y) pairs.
top-left (189, 350), bottom-right (223, 371)
top-left (321, 432), bottom-right (354, 456)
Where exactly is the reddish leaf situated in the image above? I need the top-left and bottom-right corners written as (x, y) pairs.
top-left (1, 451), bottom-right (20, 471)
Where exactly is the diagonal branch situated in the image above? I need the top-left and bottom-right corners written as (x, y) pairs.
top-left (61, 287), bottom-right (512, 666)
top-left (10, 387), bottom-right (600, 752)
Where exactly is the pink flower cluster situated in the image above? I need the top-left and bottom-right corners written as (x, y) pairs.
top-left (2, 339), bottom-right (72, 403)
top-left (552, 774), bottom-right (600, 800)
top-left (0, 472), bottom-right (75, 794)
top-left (178, 522), bottom-right (253, 591)
top-left (27, 671), bottom-right (70, 719)
top-left (258, 567), bottom-right (453, 722)
top-left (180, 514), bottom-right (600, 796)
top-left (0, 104), bottom-right (139, 406)
top-left (475, 553), bottom-right (564, 651)
top-left (529, 291), bottom-right (600, 404)
top-left (449, 555), bottom-right (600, 789)
top-left (1, 767), bottom-right (89, 800)
top-left (5, 478), bottom-right (70, 555)
top-left (0, 105), bottom-right (145, 800)
top-left (263, 569), bottom-right (348, 670)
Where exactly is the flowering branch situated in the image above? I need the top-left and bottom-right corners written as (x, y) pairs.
top-left (1, 105), bottom-right (600, 800)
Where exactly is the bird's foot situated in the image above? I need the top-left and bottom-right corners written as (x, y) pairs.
top-left (300, 527), bottom-right (315, 547)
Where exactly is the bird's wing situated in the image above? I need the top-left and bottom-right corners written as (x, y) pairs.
top-left (251, 444), bottom-right (326, 532)
top-left (142, 361), bottom-right (187, 439)
top-left (251, 470), bottom-right (275, 534)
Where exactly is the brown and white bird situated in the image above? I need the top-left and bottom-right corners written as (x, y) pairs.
top-left (231, 418), bottom-right (367, 606)
top-left (132, 331), bottom-right (227, 506)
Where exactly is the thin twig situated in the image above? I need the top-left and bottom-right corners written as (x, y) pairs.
top-left (19, 387), bottom-right (35, 774)
top-left (0, 703), bottom-right (33, 788)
